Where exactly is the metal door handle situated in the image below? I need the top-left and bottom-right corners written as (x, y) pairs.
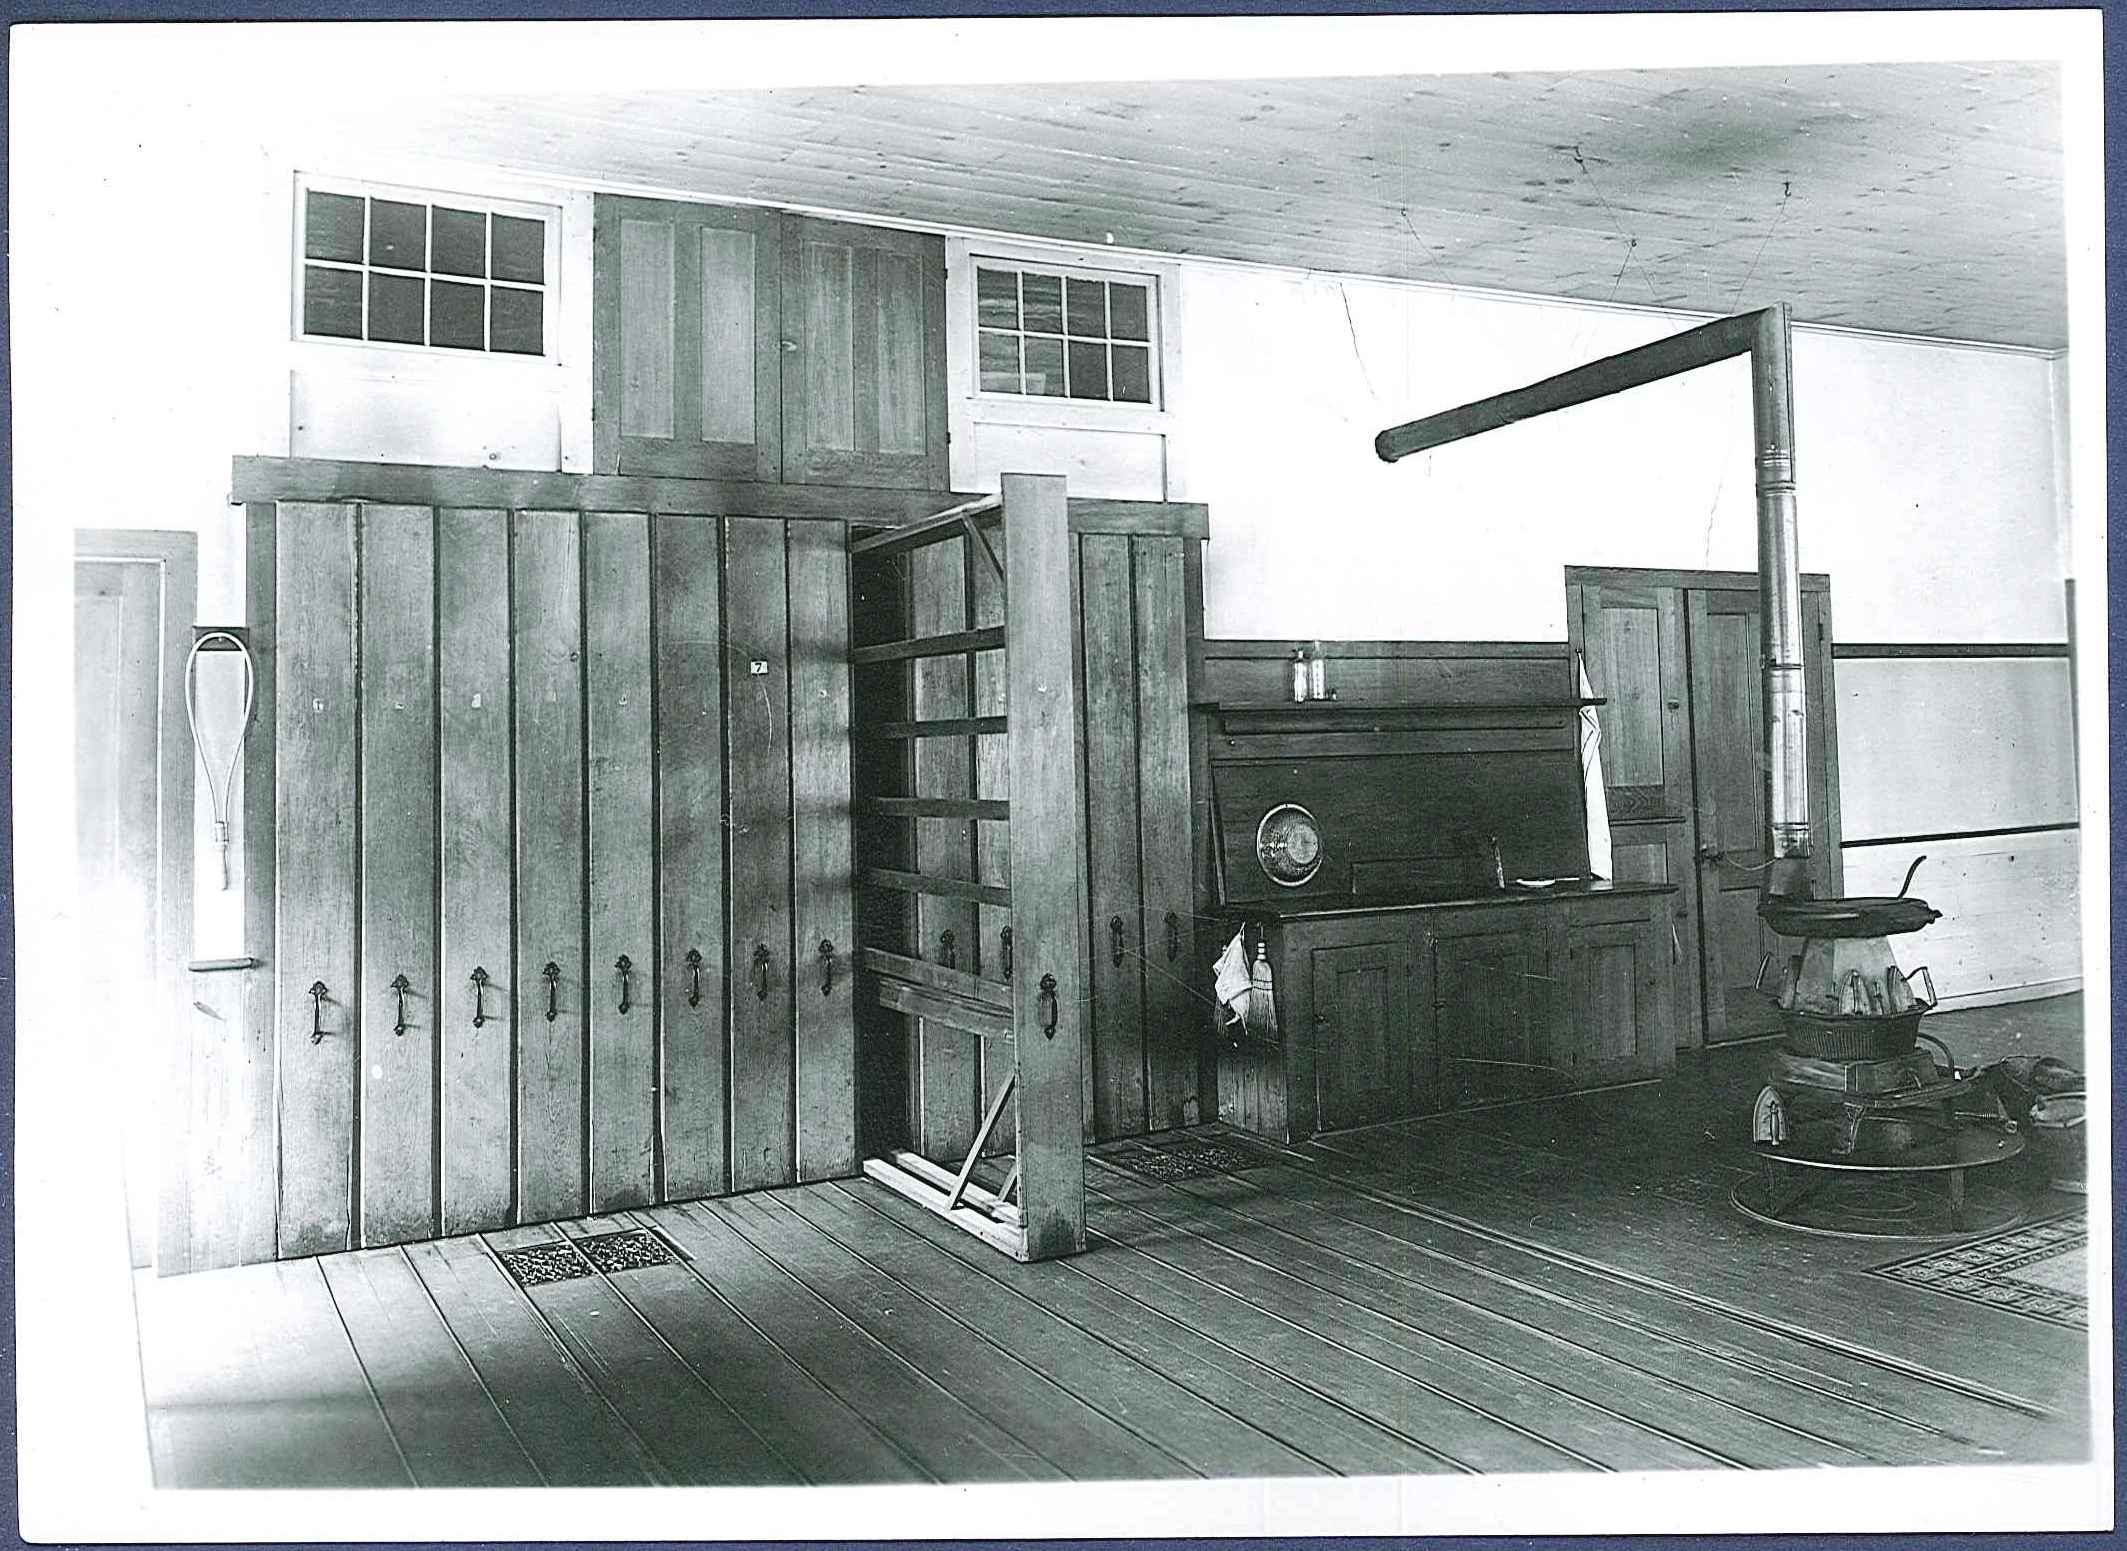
top-left (615, 955), bottom-right (633, 1015)
top-left (1110, 915), bottom-right (1126, 968)
top-left (1695, 843), bottom-right (1722, 863)
top-left (1038, 973), bottom-right (1059, 1037)
top-left (470, 965), bottom-right (491, 1028)
top-left (685, 947), bottom-right (704, 1008)
top-left (752, 943), bottom-right (772, 1002)
top-left (818, 939), bottom-right (836, 996)
top-left (309, 980), bottom-right (330, 1045)
top-left (938, 928), bottom-right (957, 970)
top-left (1165, 910), bottom-right (1182, 962)
top-left (542, 961), bottom-right (562, 1022)
top-left (390, 973), bottom-right (412, 1036)
top-left (1000, 927), bottom-right (1013, 983)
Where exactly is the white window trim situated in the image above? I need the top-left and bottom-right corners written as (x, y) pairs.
top-left (291, 172), bottom-right (564, 370)
top-left (947, 237), bottom-right (1183, 434)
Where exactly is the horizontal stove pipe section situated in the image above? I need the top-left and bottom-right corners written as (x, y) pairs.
top-left (1374, 305), bottom-right (1811, 896)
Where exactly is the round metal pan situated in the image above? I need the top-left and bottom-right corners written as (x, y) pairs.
top-left (1756, 854), bottom-right (1940, 939)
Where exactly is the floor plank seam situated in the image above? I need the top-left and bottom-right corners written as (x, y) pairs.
top-left (670, 1199), bottom-right (1053, 1482)
top-left (763, 1189), bottom-right (1209, 1480)
top-left (1084, 1196), bottom-right (1746, 1472)
top-left (1065, 1231), bottom-right (1531, 1475)
top-left (628, 1205), bottom-right (942, 1485)
top-left (469, 1231), bottom-right (679, 1485)
top-left (551, 1219), bottom-right (810, 1484)
top-left (825, 1180), bottom-right (1351, 1478)
top-left (1089, 1174), bottom-right (1871, 1463)
top-left (1174, 1165), bottom-right (1982, 1452)
top-left (312, 1260), bottom-right (421, 1488)
top-left (1262, 1150), bottom-right (2061, 1420)
top-left (393, 1247), bottom-right (552, 1486)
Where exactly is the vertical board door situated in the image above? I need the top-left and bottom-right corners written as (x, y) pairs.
top-left (781, 215), bottom-right (949, 490)
top-left (1563, 914), bottom-right (1669, 1086)
top-left (1078, 533), bottom-right (1146, 1140)
top-left (1685, 585), bottom-right (1842, 1042)
top-left (787, 521), bottom-right (857, 1182)
top-left (436, 508), bottom-right (515, 1234)
top-left (584, 513), bottom-right (657, 1210)
top-left (1310, 941), bottom-right (1417, 1132)
top-left (907, 536), bottom-right (982, 1161)
top-left (653, 516), bottom-right (727, 1200)
top-left (592, 196), bottom-right (782, 480)
top-left (275, 502), bottom-right (360, 1257)
top-left (1132, 535), bottom-right (1201, 1133)
top-left (357, 505), bottom-right (439, 1246)
top-left (1570, 577), bottom-right (1702, 1046)
top-left (512, 510), bottom-right (588, 1222)
top-left (724, 516), bottom-right (796, 1191)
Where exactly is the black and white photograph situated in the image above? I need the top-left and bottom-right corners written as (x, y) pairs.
top-left (12, 8), bottom-right (2112, 1540)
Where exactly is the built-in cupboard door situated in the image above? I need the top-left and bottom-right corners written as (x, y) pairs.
top-left (1568, 577), bottom-right (1700, 1048)
top-left (780, 215), bottom-right (949, 490)
top-left (593, 196), bottom-right (782, 480)
top-left (1310, 941), bottom-right (1418, 1132)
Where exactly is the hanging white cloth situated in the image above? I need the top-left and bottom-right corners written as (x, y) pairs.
top-left (1577, 653), bottom-right (1614, 879)
top-left (1213, 931), bottom-right (1254, 1027)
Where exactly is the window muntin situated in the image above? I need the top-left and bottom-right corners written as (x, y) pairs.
top-left (299, 187), bottom-right (550, 357)
top-left (975, 263), bottom-right (1156, 405)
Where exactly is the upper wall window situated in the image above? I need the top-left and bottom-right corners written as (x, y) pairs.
top-left (975, 262), bottom-right (1158, 405)
top-left (299, 183), bottom-right (553, 357)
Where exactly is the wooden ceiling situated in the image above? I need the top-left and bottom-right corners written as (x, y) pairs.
top-left (334, 62), bottom-right (2064, 349)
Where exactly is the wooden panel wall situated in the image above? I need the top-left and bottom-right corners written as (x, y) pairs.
top-left (970, 529), bottom-right (1015, 1155)
top-left (585, 513), bottom-right (658, 1210)
top-left (512, 511), bottom-right (588, 1223)
top-left (787, 521), bottom-right (857, 1182)
top-left (436, 508), bottom-right (514, 1235)
top-left (1079, 535), bottom-right (1146, 1141)
top-left (724, 517), bottom-right (796, 1191)
top-left (356, 505), bottom-right (438, 1246)
top-left (653, 516), bottom-right (727, 1199)
top-left (1134, 537), bottom-right (1201, 1131)
top-left (274, 503), bottom-right (360, 1258)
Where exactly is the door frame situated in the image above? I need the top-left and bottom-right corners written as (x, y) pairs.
top-left (75, 528), bottom-right (198, 1268)
top-left (1566, 565), bottom-right (1843, 1047)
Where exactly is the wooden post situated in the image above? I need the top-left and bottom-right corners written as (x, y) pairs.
top-left (1002, 473), bottom-right (1089, 1260)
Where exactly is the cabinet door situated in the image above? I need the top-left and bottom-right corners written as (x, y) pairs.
top-left (1563, 913), bottom-right (1673, 1086)
top-left (1430, 915), bottom-right (1555, 1108)
top-left (1134, 535), bottom-right (1201, 1132)
top-left (781, 215), bottom-right (948, 490)
top-left (1309, 940), bottom-right (1420, 1132)
top-left (357, 505), bottom-right (439, 1246)
top-left (585, 512), bottom-right (657, 1211)
top-left (275, 502), bottom-right (360, 1257)
top-left (724, 517), bottom-right (796, 1191)
top-left (512, 510), bottom-right (587, 1224)
top-left (594, 196), bottom-right (781, 480)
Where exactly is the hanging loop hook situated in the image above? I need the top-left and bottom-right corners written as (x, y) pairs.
top-left (470, 966), bottom-right (491, 1028)
top-left (1038, 973), bottom-right (1059, 1038)
top-left (615, 955), bottom-right (633, 1016)
top-left (752, 943), bottom-right (772, 1002)
top-left (542, 961), bottom-right (562, 1023)
top-left (818, 939), bottom-right (836, 996)
top-left (308, 980), bottom-right (329, 1045)
top-left (390, 972), bottom-right (412, 1036)
top-left (685, 947), bottom-right (704, 1008)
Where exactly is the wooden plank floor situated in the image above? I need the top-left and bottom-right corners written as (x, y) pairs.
top-left (133, 1000), bottom-right (2088, 1486)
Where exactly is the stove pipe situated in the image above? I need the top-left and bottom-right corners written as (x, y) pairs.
top-left (1372, 304), bottom-right (1813, 898)
top-left (1747, 305), bottom-right (1812, 897)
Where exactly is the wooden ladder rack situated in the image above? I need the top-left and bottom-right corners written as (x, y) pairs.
top-left (845, 475), bottom-right (1087, 1262)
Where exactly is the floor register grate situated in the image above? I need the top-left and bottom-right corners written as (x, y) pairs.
top-left (1103, 1135), bottom-right (1275, 1182)
top-left (493, 1227), bottom-right (681, 1289)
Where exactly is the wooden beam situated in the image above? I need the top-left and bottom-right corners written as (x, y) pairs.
top-left (879, 1149), bottom-right (1022, 1225)
top-left (848, 495), bottom-right (1003, 559)
top-left (863, 716), bottom-right (1008, 740)
top-left (947, 1074), bottom-right (1018, 1210)
top-left (860, 796), bottom-right (1009, 822)
top-left (859, 867), bottom-right (1011, 909)
top-left (859, 946), bottom-right (1013, 1011)
top-left (848, 626), bottom-right (1005, 665)
top-left (861, 1157), bottom-right (1026, 1258)
top-left (1066, 498), bottom-right (1211, 540)
top-left (872, 978), bottom-right (1015, 1045)
top-left (1374, 310), bottom-right (1764, 463)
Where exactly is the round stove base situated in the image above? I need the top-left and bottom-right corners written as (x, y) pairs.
top-left (1733, 1128), bottom-right (2026, 1240)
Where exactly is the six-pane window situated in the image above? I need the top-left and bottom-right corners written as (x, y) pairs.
top-left (301, 189), bottom-right (548, 356)
top-left (976, 265), bottom-right (1156, 404)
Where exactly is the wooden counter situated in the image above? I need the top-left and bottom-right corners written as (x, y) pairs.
top-left (1216, 882), bottom-right (1679, 1142)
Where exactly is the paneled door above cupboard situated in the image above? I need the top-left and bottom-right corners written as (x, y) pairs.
top-left (593, 197), bottom-right (949, 490)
